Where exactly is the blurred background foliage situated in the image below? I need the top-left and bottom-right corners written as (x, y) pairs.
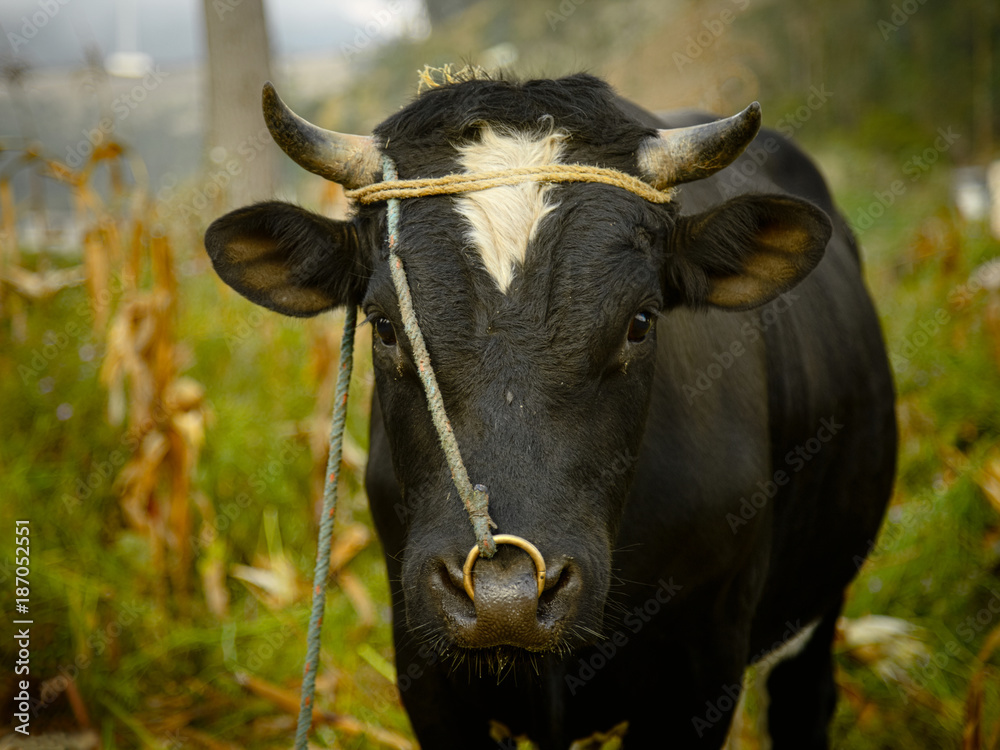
top-left (1, 0), bottom-right (1000, 748)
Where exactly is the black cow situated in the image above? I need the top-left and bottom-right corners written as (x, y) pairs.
top-left (204, 73), bottom-right (896, 749)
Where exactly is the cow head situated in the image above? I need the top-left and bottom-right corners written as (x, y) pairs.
top-left (204, 74), bottom-right (830, 669)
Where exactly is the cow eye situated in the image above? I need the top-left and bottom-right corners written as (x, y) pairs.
top-left (373, 316), bottom-right (397, 346)
top-left (627, 311), bottom-right (655, 342)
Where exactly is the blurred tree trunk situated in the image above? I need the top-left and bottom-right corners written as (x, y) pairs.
top-left (201, 0), bottom-right (278, 209)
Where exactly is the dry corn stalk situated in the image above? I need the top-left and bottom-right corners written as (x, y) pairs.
top-left (100, 228), bottom-right (207, 602)
top-left (962, 622), bottom-right (1000, 750)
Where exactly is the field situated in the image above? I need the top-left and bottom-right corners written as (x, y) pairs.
top-left (3, 55), bottom-right (1000, 750)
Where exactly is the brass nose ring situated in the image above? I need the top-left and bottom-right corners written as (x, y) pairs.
top-left (462, 534), bottom-right (546, 601)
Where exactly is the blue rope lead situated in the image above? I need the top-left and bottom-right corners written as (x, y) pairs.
top-left (294, 304), bottom-right (357, 750)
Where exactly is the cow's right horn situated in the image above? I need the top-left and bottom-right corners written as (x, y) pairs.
top-left (638, 102), bottom-right (762, 189)
top-left (262, 82), bottom-right (380, 189)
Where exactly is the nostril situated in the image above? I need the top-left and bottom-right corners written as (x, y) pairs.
top-left (539, 558), bottom-right (579, 609)
top-left (428, 558), bottom-right (477, 624)
top-left (432, 558), bottom-right (469, 601)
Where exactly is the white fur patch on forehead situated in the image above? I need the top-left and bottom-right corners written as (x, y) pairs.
top-left (455, 125), bottom-right (568, 293)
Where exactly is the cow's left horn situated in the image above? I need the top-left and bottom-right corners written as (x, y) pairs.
top-left (638, 102), bottom-right (762, 189)
top-left (262, 82), bottom-right (380, 189)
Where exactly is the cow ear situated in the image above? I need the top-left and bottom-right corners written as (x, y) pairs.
top-left (668, 194), bottom-right (831, 310)
top-left (204, 201), bottom-right (365, 317)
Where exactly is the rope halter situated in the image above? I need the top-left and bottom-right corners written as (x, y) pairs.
top-left (345, 163), bottom-right (676, 205)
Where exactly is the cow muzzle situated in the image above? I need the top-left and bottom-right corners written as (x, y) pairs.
top-left (429, 538), bottom-right (582, 652)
